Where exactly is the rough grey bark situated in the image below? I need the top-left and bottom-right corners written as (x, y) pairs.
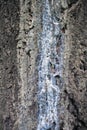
top-left (60, 0), bottom-right (87, 130)
top-left (0, 0), bottom-right (87, 130)
top-left (17, 0), bottom-right (38, 129)
top-left (0, 0), bottom-right (19, 130)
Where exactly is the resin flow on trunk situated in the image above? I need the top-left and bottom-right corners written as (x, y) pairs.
top-left (37, 0), bottom-right (64, 130)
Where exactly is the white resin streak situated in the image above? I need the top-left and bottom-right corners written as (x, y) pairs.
top-left (37, 0), bottom-right (63, 130)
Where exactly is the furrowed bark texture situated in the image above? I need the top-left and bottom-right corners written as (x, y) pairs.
top-left (0, 0), bottom-right (87, 130)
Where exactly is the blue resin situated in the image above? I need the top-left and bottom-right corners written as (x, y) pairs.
top-left (37, 0), bottom-right (64, 130)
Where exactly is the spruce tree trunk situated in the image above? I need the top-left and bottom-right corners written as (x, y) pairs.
top-left (0, 0), bottom-right (87, 130)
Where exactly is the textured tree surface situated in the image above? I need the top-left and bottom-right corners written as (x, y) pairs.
top-left (60, 0), bottom-right (87, 130)
top-left (0, 0), bottom-right (87, 130)
top-left (0, 0), bottom-right (19, 130)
